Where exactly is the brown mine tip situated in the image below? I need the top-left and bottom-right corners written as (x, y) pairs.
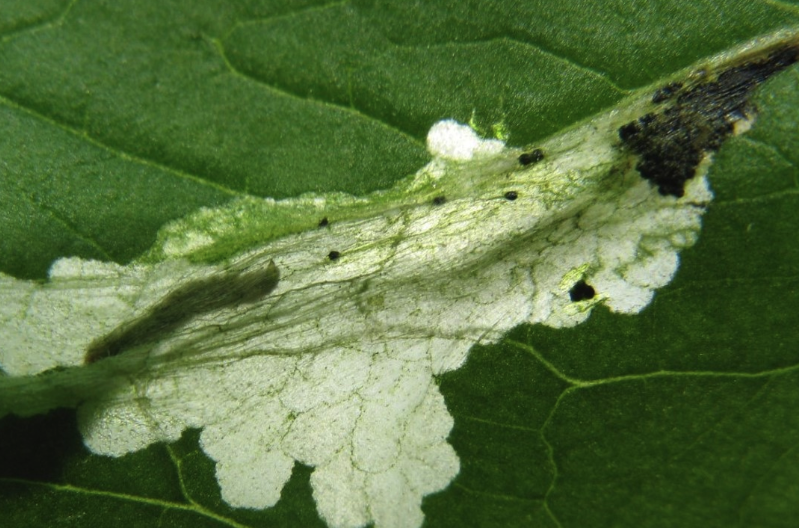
top-left (618, 40), bottom-right (799, 198)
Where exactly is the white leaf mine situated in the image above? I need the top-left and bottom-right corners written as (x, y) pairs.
top-left (4, 31), bottom-right (793, 527)
top-left (0, 120), bottom-right (710, 527)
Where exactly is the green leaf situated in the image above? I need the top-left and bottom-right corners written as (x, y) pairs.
top-left (1, 1), bottom-right (799, 527)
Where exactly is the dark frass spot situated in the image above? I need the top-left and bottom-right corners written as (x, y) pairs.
top-left (328, 251), bottom-right (341, 261)
top-left (569, 280), bottom-right (596, 302)
top-left (518, 149), bottom-right (545, 166)
top-left (504, 191), bottom-right (518, 201)
top-left (651, 82), bottom-right (684, 103)
top-left (318, 217), bottom-right (329, 228)
top-left (619, 43), bottom-right (799, 197)
top-left (432, 195), bottom-right (447, 205)
top-left (618, 121), bottom-right (641, 142)
top-left (85, 260), bottom-right (280, 364)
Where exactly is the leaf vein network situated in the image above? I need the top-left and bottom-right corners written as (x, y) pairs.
top-left (210, 37), bottom-right (425, 147)
top-left (495, 35), bottom-right (629, 95)
top-left (508, 339), bottom-right (799, 387)
top-left (514, 337), bottom-right (799, 528)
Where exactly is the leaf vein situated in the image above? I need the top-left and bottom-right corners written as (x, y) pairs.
top-left (0, 477), bottom-right (254, 528)
top-left (741, 135), bottom-right (797, 170)
top-left (759, 0), bottom-right (799, 17)
top-left (510, 339), bottom-right (799, 386)
top-left (5, 178), bottom-right (114, 261)
top-left (0, 94), bottom-right (244, 198)
top-left (451, 482), bottom-right (545, 503)
top-left (210, 37), bottom-right (425, 148)
top-left (0, 0), bottom-right (78, 43)
top-left (737, 438), bottom-right (799, 521)
top-left (452, 413), bottom-right (538, 433)
top-left (221, 0), bottom-right (351, 40)
top-left (380, 32), bottom-right (630, 96)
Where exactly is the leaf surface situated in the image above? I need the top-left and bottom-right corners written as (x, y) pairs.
top-left (1, 1), bottom-right (799, 527)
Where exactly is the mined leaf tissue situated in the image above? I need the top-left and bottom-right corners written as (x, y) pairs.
top-left (1, 32), bottom-right (797, 528)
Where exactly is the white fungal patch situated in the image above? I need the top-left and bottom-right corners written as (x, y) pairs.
top-left (1, 99), bottom-right (715, 527)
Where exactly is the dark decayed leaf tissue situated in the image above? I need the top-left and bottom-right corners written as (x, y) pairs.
top-left (619, 43), bottom-right (799, 197)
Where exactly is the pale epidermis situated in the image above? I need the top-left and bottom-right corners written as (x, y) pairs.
top-left (0, 114), bottom-right (712, 528)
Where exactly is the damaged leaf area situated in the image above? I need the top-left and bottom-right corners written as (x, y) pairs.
top-left (619, 37), bottom-right (799, 197)
top-left (1, 29), bottom-right (798, 528)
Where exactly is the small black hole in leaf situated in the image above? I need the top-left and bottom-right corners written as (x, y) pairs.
top-left (328, 251), bottom-right (341, 261)
top-left (432, 196), bottom-right (447, 205)
top-left (318, 217), bottom-right (329, 228)
top-left (504, 191), bottom-right (518, 201)
top-left (569, 280), bottom-right (595, 302)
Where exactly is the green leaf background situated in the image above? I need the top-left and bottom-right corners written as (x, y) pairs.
top-left (1, 0), bottom-right (798, 526)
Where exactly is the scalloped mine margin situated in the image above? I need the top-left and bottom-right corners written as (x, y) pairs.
top-left (1, 31), bottom-right (799, 528)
